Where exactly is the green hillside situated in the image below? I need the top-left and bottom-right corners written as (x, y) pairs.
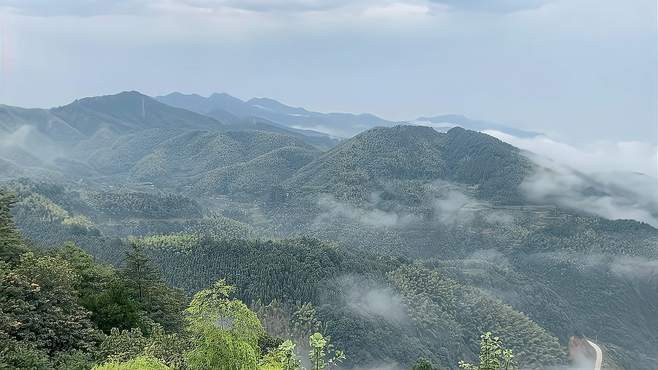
top-left (285, 126), bottom-right (530, 203)
top-left (1, 95), bottom-right (656, 369)
top-left (51, 91), bottom-right (224, 136)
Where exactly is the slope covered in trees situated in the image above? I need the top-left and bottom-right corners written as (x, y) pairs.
top-left (1, 94), bottom-right (656, 369)
top-left (0, 191), bottom-right (354, 369)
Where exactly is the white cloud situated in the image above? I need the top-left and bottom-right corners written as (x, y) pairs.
top-left (174, 0), bottom-right (353, 13)
top-left (0, 0), bottom-right (154, 17)
top-left (316, 193), bottom-right (419, 228)
top-left (431, 188), bottom-right (474, 225)
top-left (428, 0), bottom-right (550, 13)
top-left (529, 252), bottom-right (658, 281)
top-left (338, 275), bottom-right (409, 323)
top-left (361, 2), bottom-right (430, 20)
top-left (484, 130), bottom-right (657, 177)
top-left (0, 0), bottom-right (549, 17)
top-left (0, 124), bottom-right (31, 147)
top-left (485, 130), bottom-right (658, 226)
top-left (521, 165), bottom-right (658, 226)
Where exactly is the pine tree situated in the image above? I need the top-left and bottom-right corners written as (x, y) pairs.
top-left (0, 190), bottom-right (27, 263)
top-left (123, 243), bottom-right (160, 303)
top-left (122, 243), bottom-right (185, 332)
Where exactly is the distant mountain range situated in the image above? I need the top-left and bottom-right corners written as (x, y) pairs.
top-left (1, 90), bottom-right (656, 369)
top-left (156, 91), bottom-right (541, 138)
top-left (0, 91), bottom-right (648, 222)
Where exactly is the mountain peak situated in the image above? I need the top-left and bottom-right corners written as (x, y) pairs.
top-left (66, 90), bottom-right (151, 107)
top-left (354, 125), bottom-right (442, 142)
top-left (52, 91), bottom-right (223, 136)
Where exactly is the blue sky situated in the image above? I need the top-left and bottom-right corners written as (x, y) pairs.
top-left (0, 0), bottom-right (655, 145)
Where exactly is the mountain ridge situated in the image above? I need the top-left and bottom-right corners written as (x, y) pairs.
top-left (156, 91), bottom-right (541, 138)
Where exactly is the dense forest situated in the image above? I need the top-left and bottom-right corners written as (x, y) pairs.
top-left (1, 190), bottom-right (528, 370)
top-left (0, 92), bottom-right (656, 369)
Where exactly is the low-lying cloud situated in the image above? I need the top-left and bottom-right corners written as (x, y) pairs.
top-left (485, 130), bottom-right (658, 227)
top-left (316, 193), bottom-right (418, 228)
top-left (431, 188), bottom-right (473, 225)
top-left (0, 125), bottom-right (31, 147)
top-left (527, 251), bottom-right (658, 281)
top-left (316, 184), bottom-right (516, 229)
top-left (520, 155), bottom-right (658, 227)
top-left (609, 256), bottom-right (658, 281)
top-left (484, 130), bottom-right (657, 178)
top-left (338, 275), bottom-right (409, 323)
top-left (0, 125), bottom-right (63, 165)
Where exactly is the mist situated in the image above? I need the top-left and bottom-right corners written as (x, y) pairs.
top-left (609, 256), bottom-right (658, 281)
top-left (0, 125), bottom-right (64, 166)
top-left (526, 251), bottom-right (658, 282)
top-left (520, 154), bottom-right (658, 227)
top-left (0, 125), bottom-right (31, 147)
top-left (337, 275), bottom-right (409, 324)
top-left (484, 130), bottom-right (657, 177)
top-left (315, 193), bottom-right (418, 229)
top-left (315, 183), bottom-right (510, 230)
top-left (431, 188), bottom-right (473, 226)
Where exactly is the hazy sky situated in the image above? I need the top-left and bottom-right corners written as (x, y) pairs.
top-left (0, 0), bottom-right (655, 145)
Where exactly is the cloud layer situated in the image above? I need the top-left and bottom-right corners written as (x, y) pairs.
top-left (484, 130), bottom-right (657, 177)
top-left (429, 0), bottom-right (550, 13)
top-left (0, 0), bottom-right (550, 17)
top-left (338, 275), bottom-right (409, 323)
top-left (484, 130), bottom-right (658, 226)
top-left (520, 158), bottom-right (658, 227)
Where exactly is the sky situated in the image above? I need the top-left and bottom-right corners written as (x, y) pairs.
top-left (0, 0), bottom-right (656, 146)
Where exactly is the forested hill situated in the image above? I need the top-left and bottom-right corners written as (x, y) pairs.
top-left (283, 125), bottom-right (530, 203)
top-left (0, 93), bottom-right (656, 369)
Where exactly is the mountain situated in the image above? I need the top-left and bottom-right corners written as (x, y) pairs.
top-left (128, 129), bottom-right (318, 189)
top-left (192, 145), bottom-right (319, 196)
top-left (1, 95), bottom-right (656, 369)
top-left (157, 92), bottom-right (543, 139)
top-left (157, 92), bottom-right (342, 149)
top-left (157, 92), bottom-right (393, 138)
top-left (285, 126), bottom-right (530, 204)
top-left (0, 92), bottom-right (228, 166)
top-left (51, 91), bottom-right (225, 136)
top-left (0, 92), bottom-right (326, 186)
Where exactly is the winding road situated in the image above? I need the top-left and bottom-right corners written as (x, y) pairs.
top-left (585, 339), bottom-right (603, 370)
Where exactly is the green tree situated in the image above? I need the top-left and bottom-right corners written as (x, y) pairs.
top-left (0, 190), bottom-right (27, 263)
top-left (458, 332), bottom-right (515, 370)
top-left (308, 332), bottom-right (345, 370)
top-left (0, 336), bottom-right (51, 370)
top-left (123, 243), bottom-right (160, 302)
top-left (185, 279), bottom-right (264, 370)
top-left (259, 339), bottom-right (302, 370)
top-left (94, 355), bottom-right (171, 370)
top-left (1, 252), bottom-right (99, 355)
top-left (98, 325), bottom-right (188, 368)
top-left (99, 327), bottom-right (150, 363)
top-left (413, 357), bottom-right (441, 370)
top-left (52, 243), bottom-right (143, 333)
top-left (122, 243), bottom-right (185, 332)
